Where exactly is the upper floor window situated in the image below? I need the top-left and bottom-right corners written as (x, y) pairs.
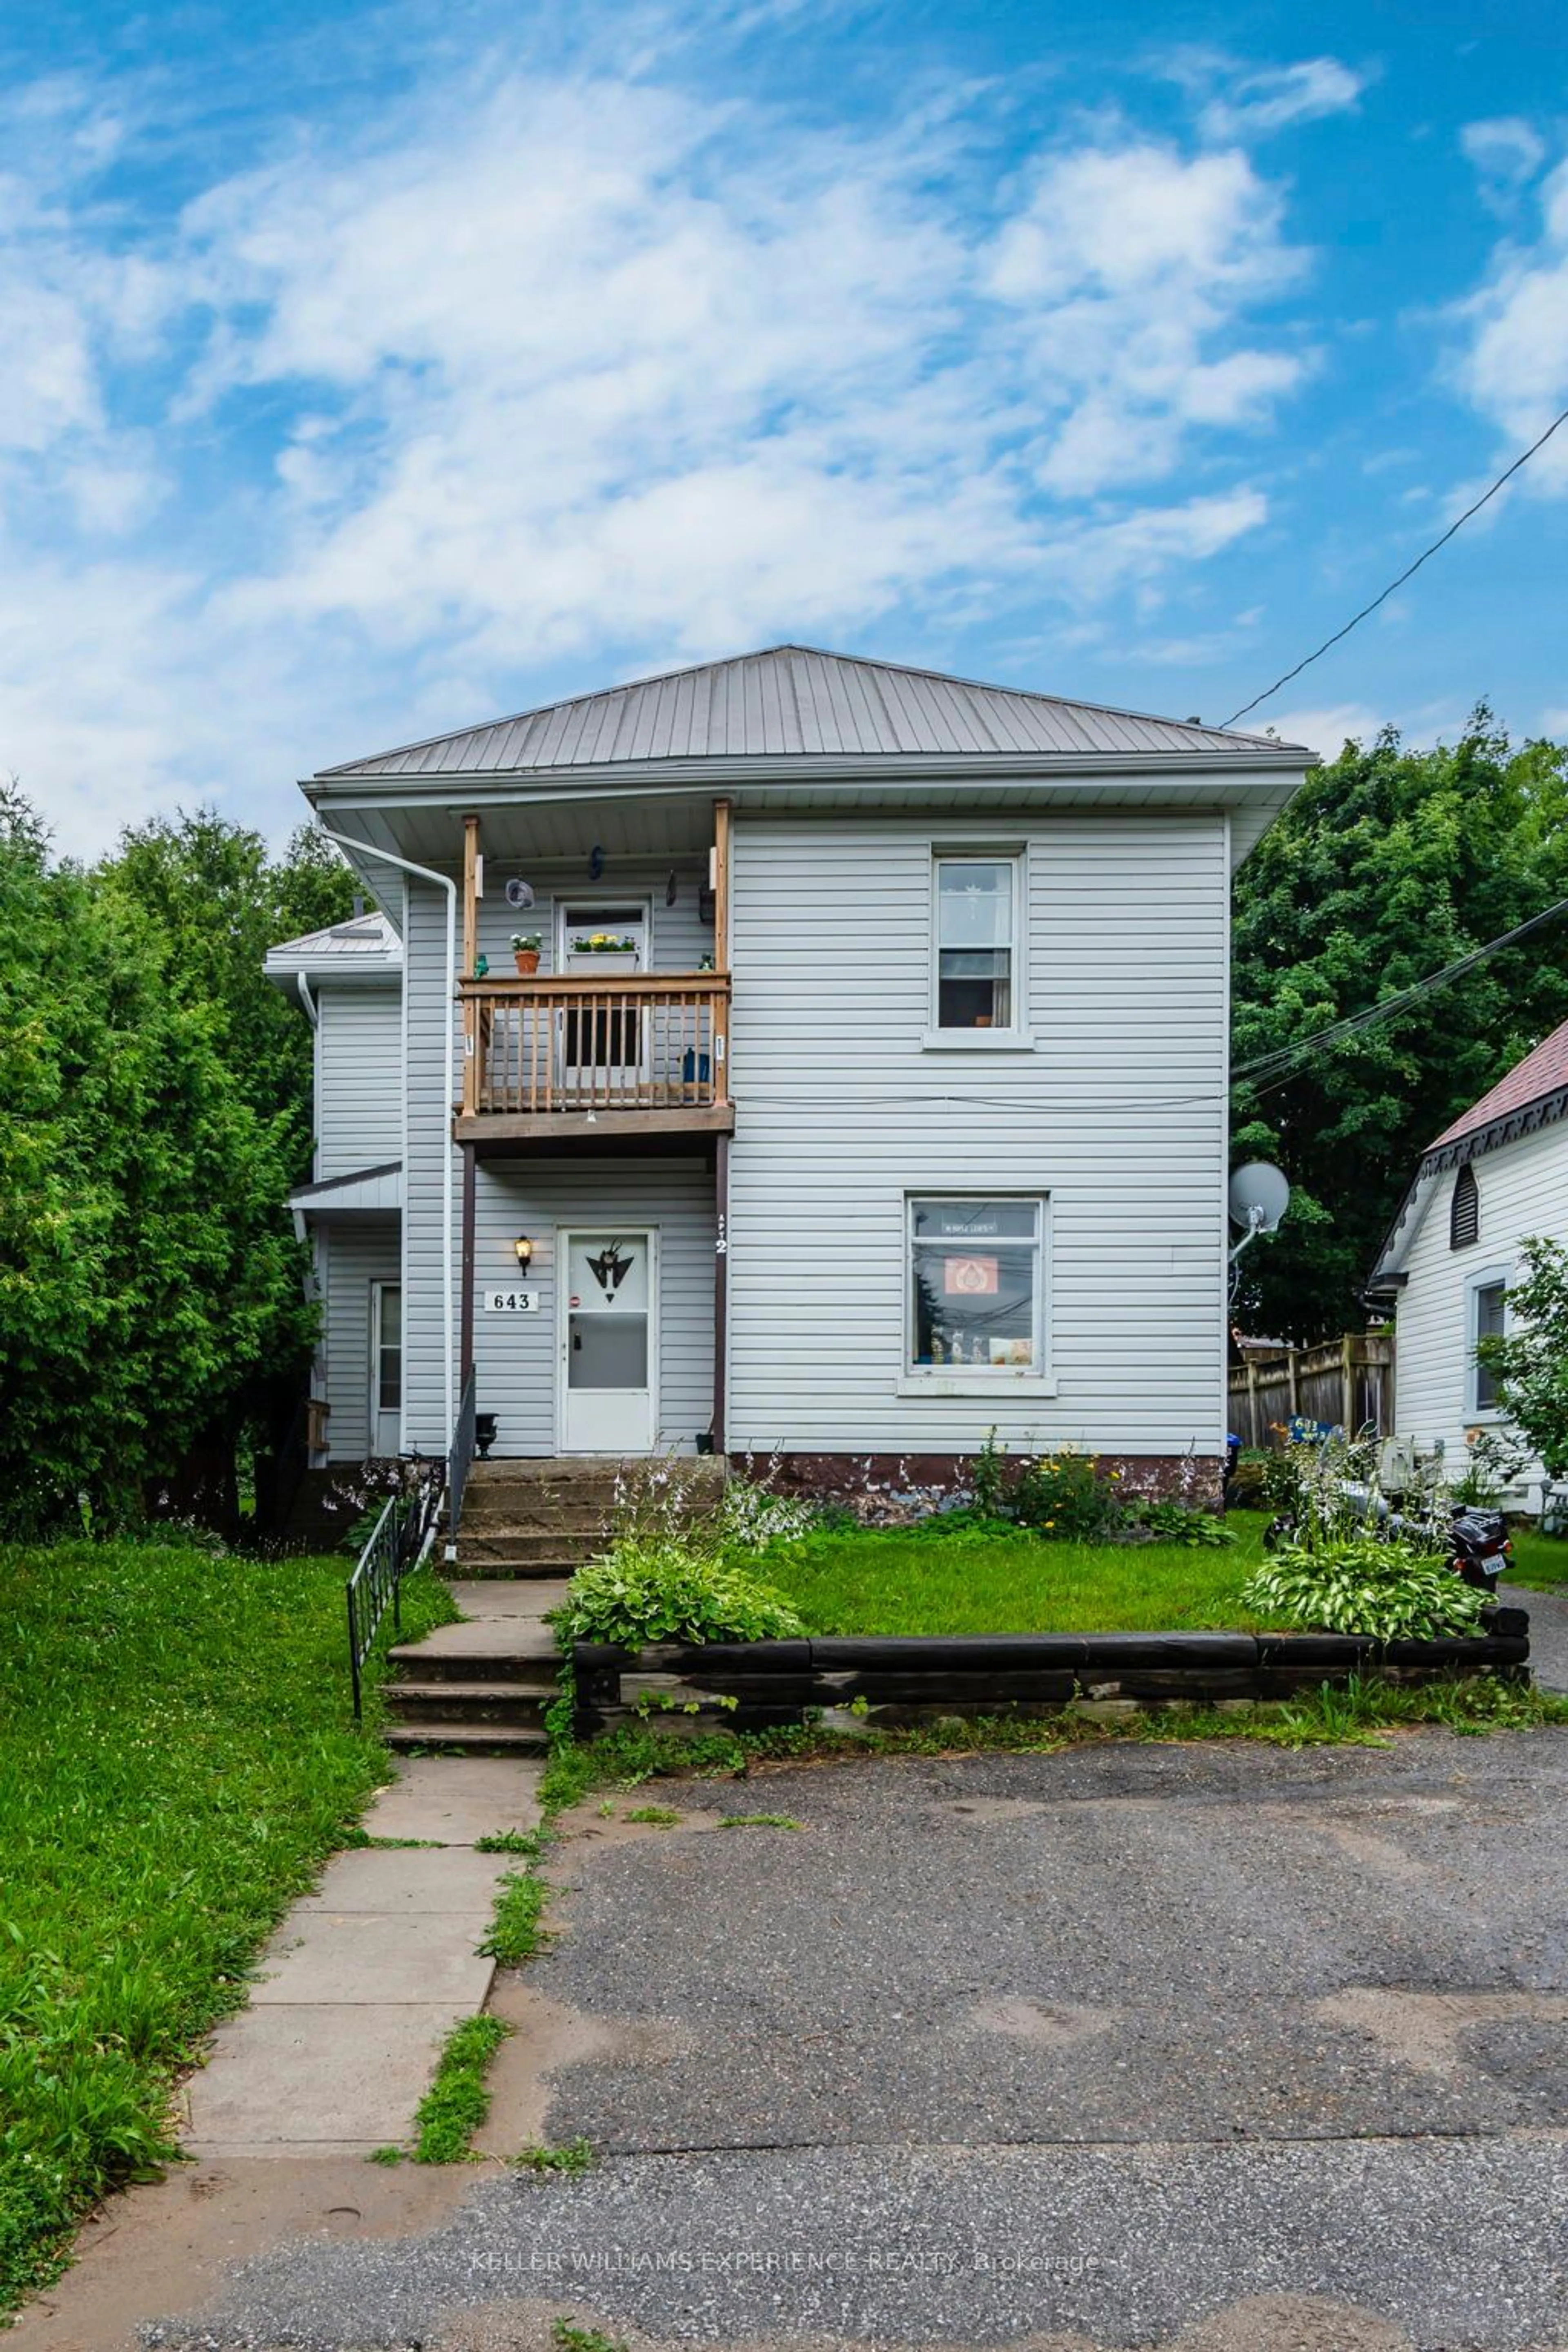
top-left (1450, 1163), bottom-right (1479, 1250)
top-left (934, 857), bottom-right (1019, 1031)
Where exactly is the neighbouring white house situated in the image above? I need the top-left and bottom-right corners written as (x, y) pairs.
top-left (264, 645), bottom-right (1315, 1501)
top-left (1368, 1017), bottom-right (1568, 1508)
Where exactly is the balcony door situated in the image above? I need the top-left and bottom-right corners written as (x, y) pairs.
top-left (557, 903), bottom-right (650, 1097)
top-left (559, 1229), bottom-right (657, 1454)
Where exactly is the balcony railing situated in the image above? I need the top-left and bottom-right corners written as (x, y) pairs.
top-left (461, 973), bottom-right (729, 1116)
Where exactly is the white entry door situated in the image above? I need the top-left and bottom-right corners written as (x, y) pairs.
top-left (370, 1281), bottom-right (402, 1457)
top-left (559, 1230), bottom-right (657, 1453)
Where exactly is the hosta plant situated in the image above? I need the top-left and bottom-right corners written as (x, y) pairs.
top-left (552, 1541), bottom-right (806, 1649)
top-left (1130, 1498), bottom-right (1236, 1548)
top-left (1241, 1537), bottom-right (1489, 1642)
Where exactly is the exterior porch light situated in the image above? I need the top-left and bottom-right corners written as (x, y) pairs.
top-left (514, 1234), bottom-right (534, 1272)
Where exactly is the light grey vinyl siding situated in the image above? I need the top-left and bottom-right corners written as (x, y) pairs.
top-left (317, 987), bottom-right (403, 1178)
top-left (1394, 1123), bottom-right (1568, 1503)
top-left (726, 812), bottom-right (1230, 1457)
top-left (319, 1216), bottom-right (401, 1460)
top-left (474, 858), bottom-right (712, 973)
top-left (472, 1160), bottom-right (715, 1454)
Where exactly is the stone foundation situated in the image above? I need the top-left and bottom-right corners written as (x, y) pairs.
top-left (731, 1450), bottom-right (1227, 1515)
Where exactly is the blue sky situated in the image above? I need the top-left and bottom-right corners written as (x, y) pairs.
top-left (1, 0), bottom-right (1564, 850)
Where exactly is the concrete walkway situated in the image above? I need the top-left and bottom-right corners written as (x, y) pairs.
top-left (181, 1724), bottom-right (545, 2158)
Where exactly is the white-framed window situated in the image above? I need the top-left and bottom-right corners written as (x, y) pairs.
top-left (906, 1196), bottom-right (1045, 1376)
top-left (1468, 1268), bottom-right (1508, 1415)
top-left (933, 855), bottom-right (1020, 1032)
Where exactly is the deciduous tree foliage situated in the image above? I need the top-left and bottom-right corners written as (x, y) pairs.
top-left (0, 792), bottom-right (357, 1530)
top-left (1475, 1237), bottom-right (1568, 1476)
top-left (1231, 714), bottom-right (1568, 1342)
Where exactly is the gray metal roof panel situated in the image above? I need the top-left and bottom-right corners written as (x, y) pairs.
top-left (265, 911), bottom-right (400, 960)
top-left (316, 644), bottom-right (1313, 779)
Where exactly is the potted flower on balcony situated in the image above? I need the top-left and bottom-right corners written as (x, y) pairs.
top-left (510, 933), bottom-right (542, 976)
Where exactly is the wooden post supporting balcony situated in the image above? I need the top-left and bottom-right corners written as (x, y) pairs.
top-left (461, 814), bottom-right (481, 1117)
top-left (713, 797), bottom-right (731, 1109)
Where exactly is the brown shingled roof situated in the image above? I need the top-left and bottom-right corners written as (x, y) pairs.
top-left (1430, 1017), bottom-right (1568, 1150)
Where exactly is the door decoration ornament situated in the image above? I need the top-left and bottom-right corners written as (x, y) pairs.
top-left (586, 1241), bottom-right (633, 1296)
top-left (504, 877), bottom-right (536, 909)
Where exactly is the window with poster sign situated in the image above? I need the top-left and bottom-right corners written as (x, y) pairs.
top-left (906, 1197), bottom-right (1045, 1375)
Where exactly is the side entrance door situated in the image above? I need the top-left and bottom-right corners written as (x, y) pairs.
top-left (559, 1229), bottom-right (657, 1453)
top-left (369, 1281), bottom-right (402, 1457)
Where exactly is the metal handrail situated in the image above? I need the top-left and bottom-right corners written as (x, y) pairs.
top-left (448, 1367), bottom-right (477, 1541)
top-left (345, 1471), bottom-right (444, 1720)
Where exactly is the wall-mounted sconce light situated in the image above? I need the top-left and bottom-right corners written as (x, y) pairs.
top-left (514, 1234), bottom-right (533, 1272)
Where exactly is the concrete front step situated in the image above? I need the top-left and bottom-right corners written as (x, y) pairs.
top-left (456, 1528), bottom-right (601, 1561)
top-left (450, 1556), bottom-right (586, 1581)
top-left (388, 1644), bottom-right (554, 1683)
top-left (383, 1720), bottom-right (549, 1756)
top-left (385, 1681), bottom-right (553, 1728)
top-left (458, 1505), bottom-right (609, 1536)
top-left (470, 1456), bottom-right (726, 1484)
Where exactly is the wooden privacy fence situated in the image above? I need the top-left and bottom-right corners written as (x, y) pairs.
top-left (1228, 1332), bottom-right (1395, 1448)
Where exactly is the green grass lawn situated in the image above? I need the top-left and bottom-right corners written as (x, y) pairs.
top-left (761, 1510), bottom-right (1275, 1636)
top-left (0, 1538), bottom-right (453, 2316)
top-left (1502, 1524), bottom-right (1568, 1591)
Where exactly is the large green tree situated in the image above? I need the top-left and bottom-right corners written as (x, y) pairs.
top-left (0, 796), bottom-right (356, 1532)
top-left (100, 812), bottom-right (360, 1169)
top-left (1231, 714), bottom-right (1568, 1341)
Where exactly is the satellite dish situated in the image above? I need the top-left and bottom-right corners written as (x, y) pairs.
top-left (1229, 1162), bottom-right (1290, 1234)
top-left (504, 878), bottom-right (535, 910)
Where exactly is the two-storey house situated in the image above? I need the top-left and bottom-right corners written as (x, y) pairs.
top-left (266, 646), bottom-right (1313, 1500)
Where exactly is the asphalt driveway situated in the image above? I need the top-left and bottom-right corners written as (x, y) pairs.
top-left (122, 1728), bottom-right (1568, 2352)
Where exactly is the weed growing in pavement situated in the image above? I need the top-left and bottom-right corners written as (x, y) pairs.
top-left (412, 2015), bottom-right (511, 2163)
top-left (516, 2140), bottom-right (595, 2175)
top-left (552, 2316), bottom-right (626, 2352)
top-left (479, 1869), bottom-right (549, 1966)
top-left (474, 1827), bottom-right (546, 1856)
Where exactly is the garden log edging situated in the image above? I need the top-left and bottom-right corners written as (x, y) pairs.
top-left (573, 1610), bottom-right (1532, 1734)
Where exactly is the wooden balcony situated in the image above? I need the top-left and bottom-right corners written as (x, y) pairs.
top-left (454, 973), bottom-right (732, 1149)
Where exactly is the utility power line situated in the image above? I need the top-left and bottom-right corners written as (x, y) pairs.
top-left (1233, 893), bottom-right (1568, 1089)
top-left (1223, 405), bottom-right (1568, 730)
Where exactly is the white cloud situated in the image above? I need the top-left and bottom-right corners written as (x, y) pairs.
top-left (1162, 52), bottom-right (1366, 143)
top-left (188, 99), bottom-right (1300, 641)
top-left (987, 143), bottom-right (1306, 494)
top-left (1452, 156), bottom-right (1568, 492)
top-left (0, 52), bottom-right (1316, 849)
top-left (1257, 702), bottom-right (1386, 754)
top-left (1461, 116), bottom-right (1546, 208)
